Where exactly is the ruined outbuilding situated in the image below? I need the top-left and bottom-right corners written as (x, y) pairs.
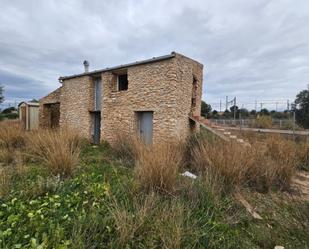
top-left (39, 52), bottom-right (203, 144)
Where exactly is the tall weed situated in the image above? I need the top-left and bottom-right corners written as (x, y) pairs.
top-left (0, 120), bottom-right (25, 164)
top-left (134, 142), bottom-right (183, 192)
top-left (26, 128), bottom-right (81, 177)
top-left (192, 135), bottom-right (297, 193)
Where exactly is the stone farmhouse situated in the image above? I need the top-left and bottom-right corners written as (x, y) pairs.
top-left (39, 52), bottom-right (203, 144)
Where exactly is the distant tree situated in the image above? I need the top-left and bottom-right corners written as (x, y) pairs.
top-left (201, 101), bottom-right (212, 118)
top-left (270, 111), bottom-right (286, 119)
top-left (223, 109), bottom-right (231, 118)
top-left (260, 108), bottom-right (270, 116)
top-left (250, 110), bottom-right (257, 116)
top-left (239, 108), bottom-right (249, 118)
top-left (229, 105), bottom-right (239, 118)
top-left (295, 85), bottom-right (309, 128)
top-left (211, 110), bottom-right (219, 119)
top-left (1, 106), bottom-right (17, 114)
top-left (229, 105), bottom-right (239, 113)
top-left (0, 85), bottom-right (4, 104)
top-left (29, 99), bottom-right (39, 103)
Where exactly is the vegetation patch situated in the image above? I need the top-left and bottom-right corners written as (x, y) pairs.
top-left (0, 121), bottom-right (308, 248)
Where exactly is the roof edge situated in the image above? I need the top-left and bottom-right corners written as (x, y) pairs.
top-left (59, 52), bottom-right (177, 81)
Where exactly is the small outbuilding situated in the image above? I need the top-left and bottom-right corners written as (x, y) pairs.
top-left (18, 102), bottom-right (39, 130)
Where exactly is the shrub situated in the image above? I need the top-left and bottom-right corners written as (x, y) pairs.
top-left (26, 128), bottom-right (81, 177)
top-left (5, 113), bottom-right (18, 120)
top-left (134, 142), bottom-right (183, 192)
top-left (254, 115), bottom-right (272, 129)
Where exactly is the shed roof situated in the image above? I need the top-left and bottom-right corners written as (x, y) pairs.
top-left (18, 102), bottom-right (40, 107)
top-left (59, 52), bottom-right (177, 81)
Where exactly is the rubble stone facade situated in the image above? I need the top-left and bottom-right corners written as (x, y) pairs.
top-left (39, 87), bottom-right (61, 128)
top-left (39, 53), bottom-right (203, 144)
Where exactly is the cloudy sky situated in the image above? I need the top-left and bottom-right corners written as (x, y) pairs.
top-left (0, 0), bottom-right (309, 111)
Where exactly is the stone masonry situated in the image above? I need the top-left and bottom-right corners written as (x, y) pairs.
top-left (39, 87), bottom-right (61, 128)
top-left (39, 52), bottom-right (203, 144)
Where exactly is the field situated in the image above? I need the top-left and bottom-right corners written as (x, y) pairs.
top-left (0, 120), bottom-right (308, 249)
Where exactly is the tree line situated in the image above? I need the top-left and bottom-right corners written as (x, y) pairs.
top-left (201, 85), bottom-right (309, 129)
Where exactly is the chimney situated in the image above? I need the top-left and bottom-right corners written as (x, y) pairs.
top-left (83, 60), bottom-right (89, 73)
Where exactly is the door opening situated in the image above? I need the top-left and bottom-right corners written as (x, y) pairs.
top-left (137, 111), bottom-right (153, 144)
top-left (92, 112), bottom-right (101, 144)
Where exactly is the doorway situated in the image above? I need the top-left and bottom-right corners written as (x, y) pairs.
top-left (137, 111), bottom-right (153, 144)
top-left (92, 112), bottom-right (101, 144)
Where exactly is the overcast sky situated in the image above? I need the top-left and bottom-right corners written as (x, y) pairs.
top-left (1, 0), bottom-right (309, 111)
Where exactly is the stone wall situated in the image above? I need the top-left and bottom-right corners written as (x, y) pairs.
top-left (59, 76), bottom-right (94, 137)
top-left (101, 58), bottom-right (179, 144)
top-left (55, 53), bottom-right (203, 144)
top-left (39, 87), bottom-right (62, 128)
top-left (174, 54), bottom-right (203, 139)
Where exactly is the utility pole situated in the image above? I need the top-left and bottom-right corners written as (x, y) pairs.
top-left (239, 111), bottom-right (242, 131)
top-left (226, 96), bottom-right (228, 111)
top-left (233, 97), bottom-right (237, 122)
top-left (287, 99), bottom-right (290, 111)
top-left (291, 102), bottom-right (296, 141)
top-left (260, 102), bottom-right (263, 111)
top-left (255, 100), bottom-right (257, 112)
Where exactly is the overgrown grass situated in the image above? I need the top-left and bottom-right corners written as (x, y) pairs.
top-left (0, 120), bottom-right (25, 164)
top-left (297, 138), bottom-right (309, 171)
top-left (191, 135), bottom-right (297, 193)
top-left (26, 128), bottom-right (81, 177)
top-left (0, 122), bottom-right (308, 248)
top-left (0, 141), bottom-right (308, 248)
top-left (252, 115), bottom-right (272, 129)
top-left (111, 132), bottom-right (139, 165)
top-left (134, 142), bottom-right (183, 193)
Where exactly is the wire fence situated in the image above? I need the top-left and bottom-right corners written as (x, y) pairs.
top-left (209, 118), bottom-right (297, 130)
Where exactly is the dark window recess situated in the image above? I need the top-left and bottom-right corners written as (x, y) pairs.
top-left (191, 97), bottom-right (196, 107)
top-left (118, 74), bottom-right (128, 91)
top-left (191, 76), bottom-right (198, 108)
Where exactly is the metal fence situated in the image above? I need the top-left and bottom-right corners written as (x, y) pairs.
top-left (209, 118), bottom-right (295, 130)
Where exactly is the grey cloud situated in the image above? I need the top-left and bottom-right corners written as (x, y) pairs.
top-left (0, 0), bottom-right (308, 111)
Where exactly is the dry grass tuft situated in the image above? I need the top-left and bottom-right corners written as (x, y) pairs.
top-left (253, 115), bottom-right (272, 129)
top-left (112, 193), bottom-right (185, 248)
top-left (0, 120), bottom-right (25, 164)
top-left (134, 142), bottom-right (183, 192)
top-left (112, 132), bottom-right (140, 164)
top-left (297, 138), bottom-right (309, 171)
top-left (263, 135), bottom-right (297, 188)
top-left (0, 167), bottom-right (11, 197)
top-left (192, 134), bottom-right (297, 193)
top-left (0, 163), bottom-right (27, 198)
top-left (26, 128), bottom-right (81, 177)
